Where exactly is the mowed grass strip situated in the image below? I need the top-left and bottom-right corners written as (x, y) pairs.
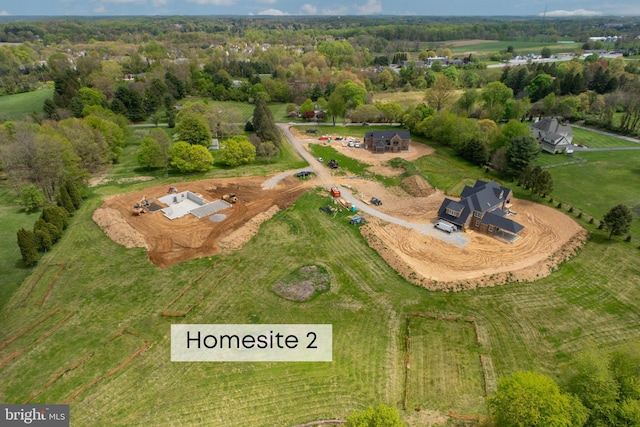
top-left (22, 263), bottom-right (65, 307)
top-left (0, 309), bottom-right (72, 369)
top-left (571, 127), bottom-right (640, 148)
top-left (406, 316), bottom-right (486, 415)
top-left (33, 330), bottom-right (146, 403)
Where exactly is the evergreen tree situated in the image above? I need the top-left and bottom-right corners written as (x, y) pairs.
top-left (64, 180), bottom-right (82, 210)
top-left (252, 96), bottom-right (280, 145)
top-left (34, 217), bottom-right (62, 243)
top-left (34, 229), bottom-right (53, 252)
top-left (42, 205), bottom-right (69, 232)
top-left (505, 135), bottom-right (540, 178)
top-left (17, 228), bottom-right (39, 266)
top-left (58, 185), bottom-right (76, 214)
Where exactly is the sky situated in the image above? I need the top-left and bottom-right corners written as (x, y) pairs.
top-left (1, 0), bottom-right (640, 18)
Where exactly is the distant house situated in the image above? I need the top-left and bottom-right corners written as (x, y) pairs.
top-left (437, 180), bottom-right (524, 243)
top-left (530, 117), bottom-right (574, 154)
top-left (364, 130), bottom-right (410, 153)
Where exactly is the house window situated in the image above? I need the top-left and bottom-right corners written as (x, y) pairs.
top-left (475, 220), bottom-right (480, 227)
top-left (488, 225), bottom-right (494, 232)
top-left (446, 208), bottom-right (459, 217)
top-left (473, 211), bottom-right (482, 218)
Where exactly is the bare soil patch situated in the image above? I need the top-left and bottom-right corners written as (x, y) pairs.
top-left (359, 190), bottom-right (587, 291)
top-left (92, 175), bottom-right (308, 267)
top-left (272, 265), bottom-right (331, 302)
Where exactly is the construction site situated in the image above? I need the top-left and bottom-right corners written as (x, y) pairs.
top-left (93, 129), bottom-right (588, 289)
top-left (92, 176), bottom-right (308, 267)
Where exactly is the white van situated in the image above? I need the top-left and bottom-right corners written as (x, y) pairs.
top-left (434, 220), bottom-right (457, 233)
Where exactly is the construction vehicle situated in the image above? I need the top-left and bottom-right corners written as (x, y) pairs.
top-left (330, 187), bottom-right (341, 198)
top-left (371, 197), bottom-right (382, 206)
top-left (133, 196), bottom-right (150, 215)
top-left (350, 215), bottom-right (366, 225)
top-left (328, 159), bottom-right (339, 169)
top-left (222, 194), bottom-right (238, 203)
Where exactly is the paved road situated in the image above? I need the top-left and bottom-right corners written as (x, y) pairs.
top-left (276, 124), bottom-right (469, 247)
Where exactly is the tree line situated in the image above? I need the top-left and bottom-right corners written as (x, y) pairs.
top-left (489, 345), bottom-right (640, 427)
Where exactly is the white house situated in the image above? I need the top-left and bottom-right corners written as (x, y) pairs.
top-left (530, 117), bottom-right (574, 154)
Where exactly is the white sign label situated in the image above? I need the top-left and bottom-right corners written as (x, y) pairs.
top-left (171, 324), bottom-right (332, 362)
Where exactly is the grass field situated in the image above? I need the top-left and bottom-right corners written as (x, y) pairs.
top-left (0, 89), bottom-right (53, 120)
top-left (571, 127), bottom-right (640, 148)
top-left (1, 122), bottom-right (639, 425)
top-left (406, 316), bottom-right (486, 415)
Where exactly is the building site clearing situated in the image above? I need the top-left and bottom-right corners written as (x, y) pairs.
top-left (93, 135), bottom-right (587, 290)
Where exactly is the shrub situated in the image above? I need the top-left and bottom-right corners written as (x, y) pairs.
top-left (625, 235), bottom-right (632, 242)
top-left (568, 206), bottom-right (574, 213)
top-left (17, 228), bottom-right (39, 266)
top-left (64, 180), bottom-right (82, 209)
top-left (58, 185), bottom-right (76, 215)
top-left (20, 185), bottom-right (45, 213)
top-left (41, 205), bottom-right (69, 231)
top-left (589, 217), bottom-right (594, 224)
top-left (557, 202), bottom-right (563, 209)
top-left (578, 212), bottom-right (583, 219)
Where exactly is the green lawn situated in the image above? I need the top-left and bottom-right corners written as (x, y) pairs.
top-left (542, 150), bottom-right (640, 238)
top-left (407, 316), bottom-right (487, 415)
top-left (0, 185), bottom-right (41, 312)
top-left (172, 98), bottom-right (289, 123)
top-left (571, 127), bottom-right (640, 148)
top-left (0, 88), bottom-right (53, 120)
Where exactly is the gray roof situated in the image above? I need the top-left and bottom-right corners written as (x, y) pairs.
top-left (365, 130), bottom-right (410, 140)
top-left (437, 198), bottom-right (470, 227)
top-left (460, 180), bottom-right (510, 213)
top-left (481, 211), bottom-right (525, 233)
top-left (531, 117), bottom-right (572, 137)
top-left (437, 180), bottom-right (524, 234)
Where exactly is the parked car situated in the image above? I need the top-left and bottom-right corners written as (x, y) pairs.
top-left (371, 197), bottom-right (382, 206)
top-left (296, 171), bottom-right (311, 178)
top-left (317, 157), bottom-right (323, 162)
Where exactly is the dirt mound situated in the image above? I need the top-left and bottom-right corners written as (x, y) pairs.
top-left (92, 208), bottom-right (148, 249)
top-left (272, 265), bottom-right (331, 301)
top-left (401, 175), bottom-right (435, 197)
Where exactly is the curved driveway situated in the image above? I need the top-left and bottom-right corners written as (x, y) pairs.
top-left (276, 124), bottom-right (469, 247)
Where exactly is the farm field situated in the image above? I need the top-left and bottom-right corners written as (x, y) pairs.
top-left (1, 123), bottom-right (639, 426)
